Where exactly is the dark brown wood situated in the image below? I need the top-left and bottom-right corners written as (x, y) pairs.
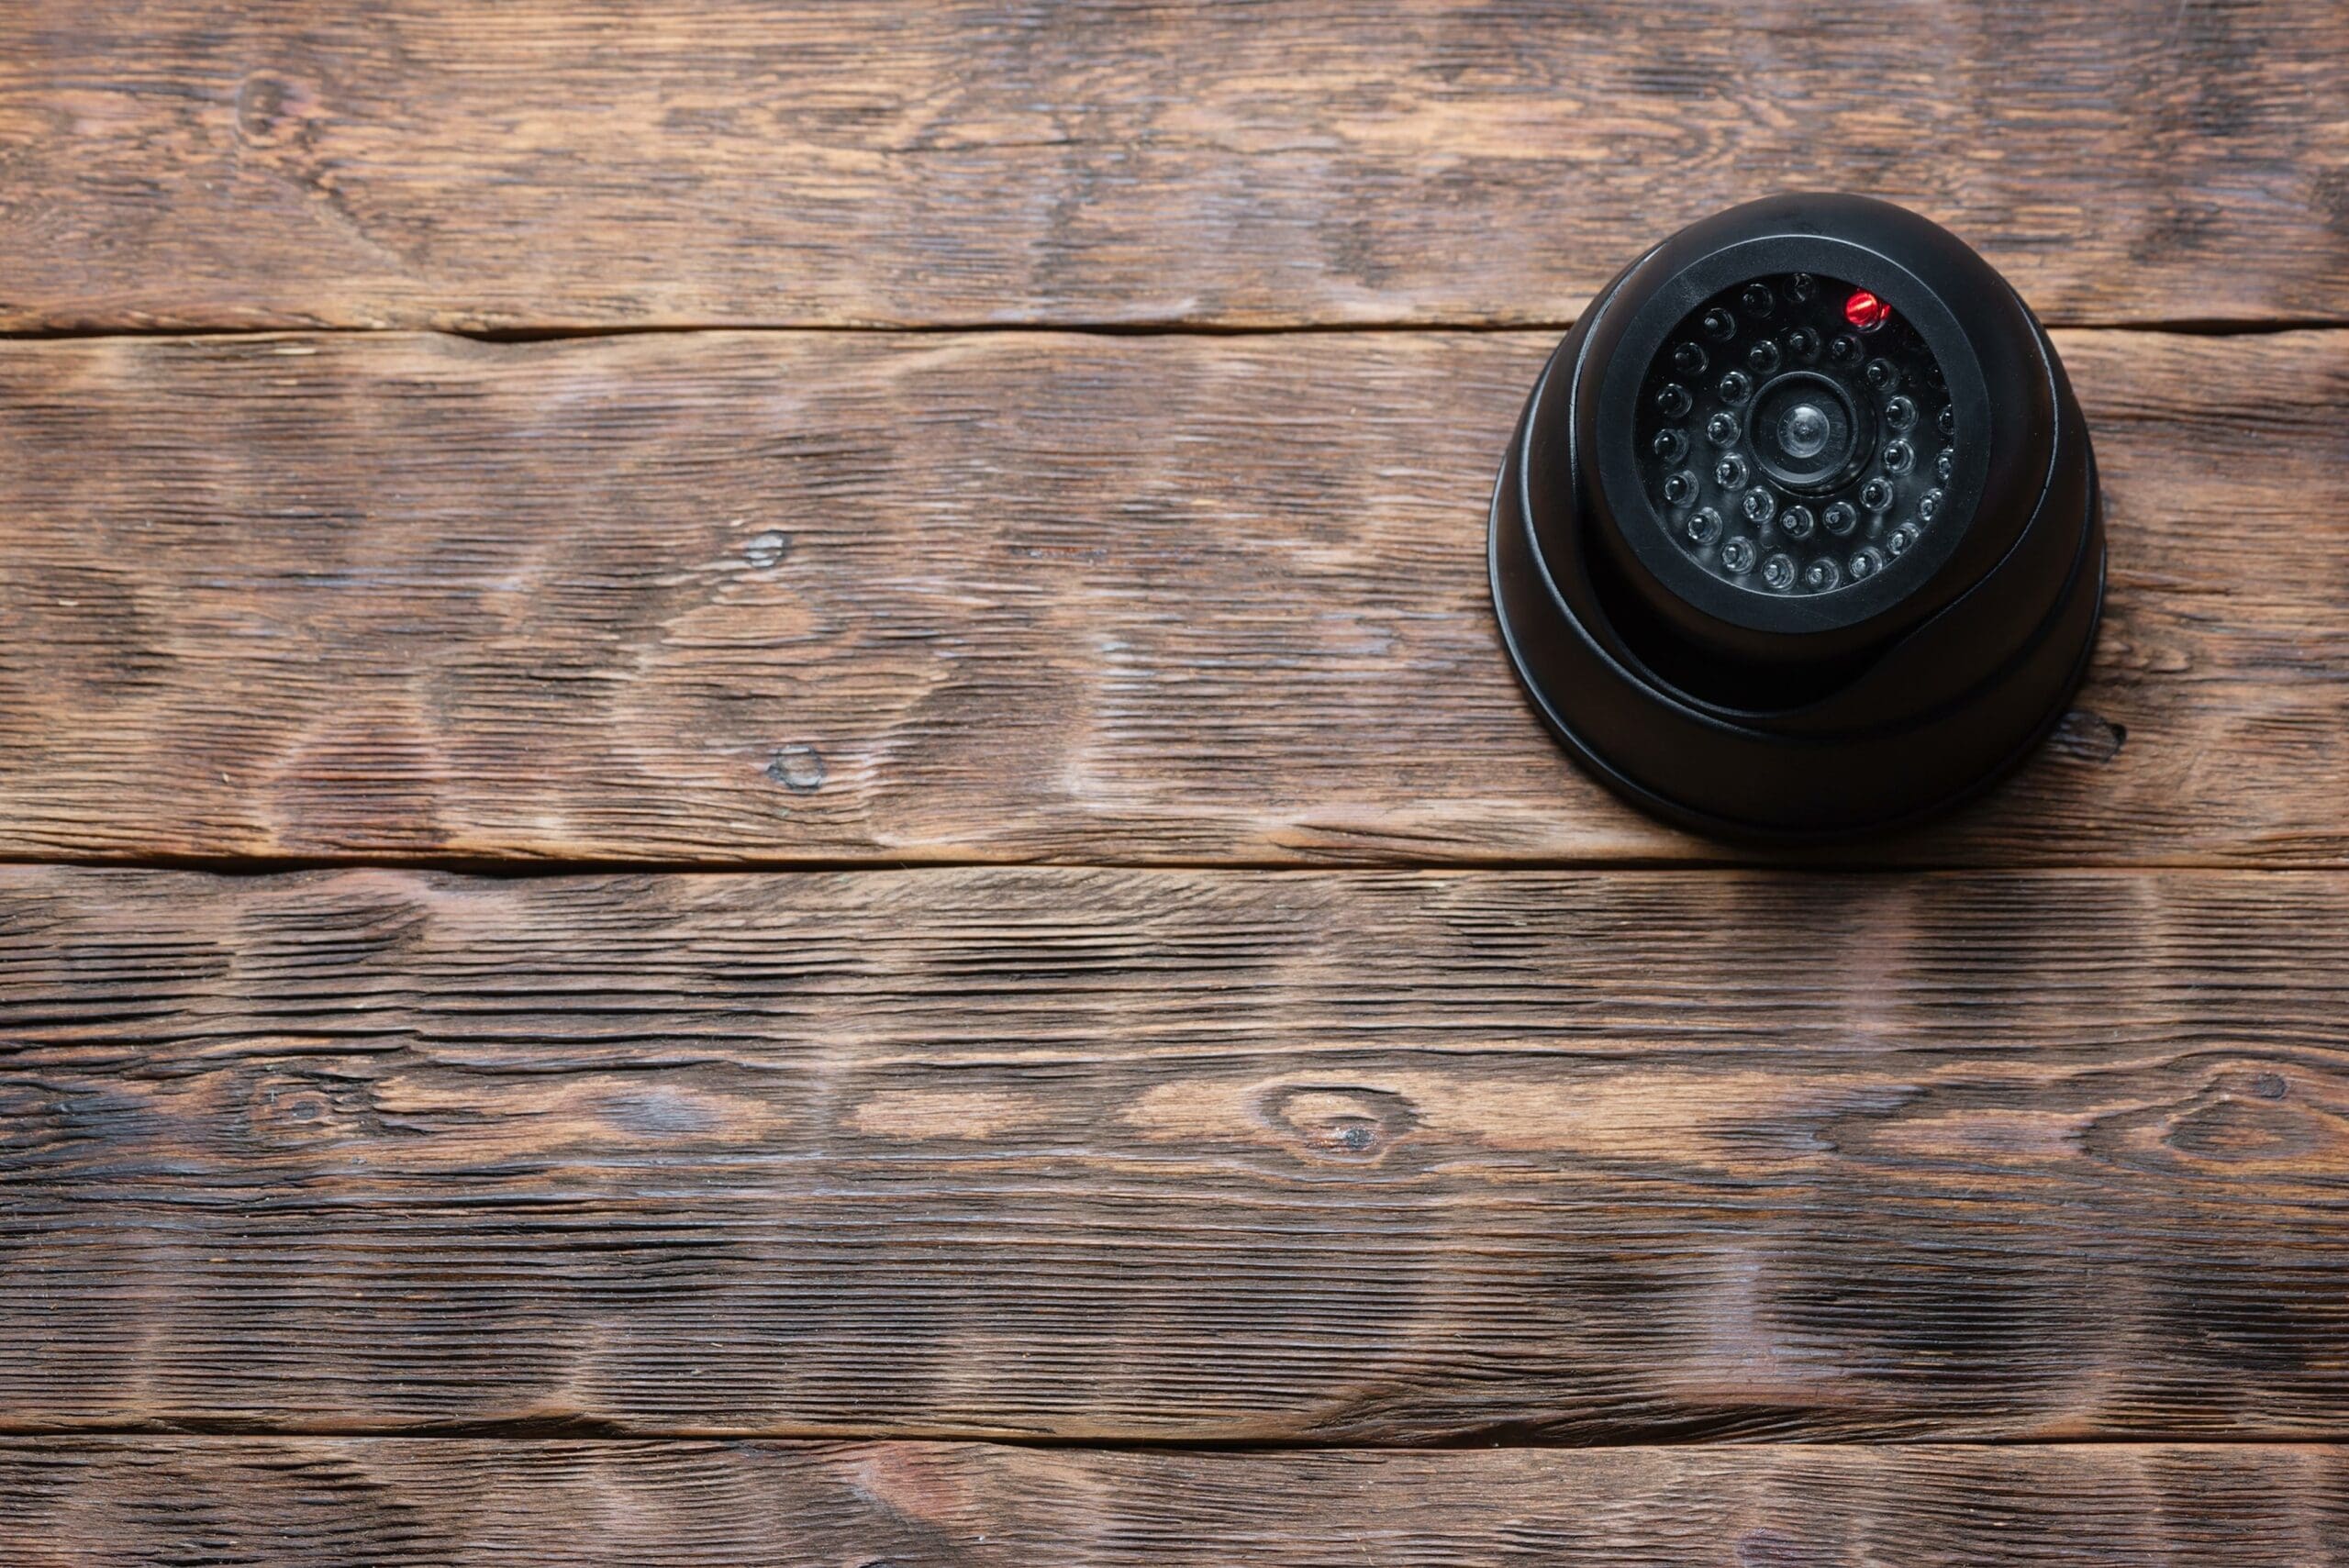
top-left (5, 865), bottom-right (2345, 1441)
top-left (2, 328), bottom-right (2343, 866)
top-left (4, 3), bottom-right (2343, 1554)
top-left (4, 1440), bottom-right (2345, 1566)
top-left (0, 4), bottom-right (2344, 331)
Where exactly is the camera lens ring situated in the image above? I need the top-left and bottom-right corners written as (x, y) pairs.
top-left (1745, 370), bottom-right (1872, 494)
top-left (1573, 232), bottom-right (1997, 641)
top-left (1625, 264), bottom-right (1959, 607)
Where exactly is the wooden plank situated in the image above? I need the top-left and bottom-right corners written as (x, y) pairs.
top-left (4, 865), bottom-right (2345, 1441)
top-left (3, 1440), bottom-right (2344, 1567)
top-left (1, 328), bottom-right (2343, 866)
top-left (1, 2), bottom-right (2344, 331)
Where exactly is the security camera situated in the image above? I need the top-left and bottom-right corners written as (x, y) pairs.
top-left (1489, 194), bottom-right (2104, 840)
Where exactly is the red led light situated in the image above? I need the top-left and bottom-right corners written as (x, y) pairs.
top-left (1844, 289), bottom-right (1892, 331)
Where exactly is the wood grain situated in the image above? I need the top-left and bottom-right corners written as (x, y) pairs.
top-left (2, 1), bottom-right (2345, 331)
top-left (4, 1440), bottom-right (2345, 1566)
top-left (2, 328), bottom-right (2343, 866)
top-left (4, 865), bottom-right (2345, 1441)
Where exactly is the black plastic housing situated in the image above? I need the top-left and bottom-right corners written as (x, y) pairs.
top-left (1489, 194), bottom-right (2104, 840)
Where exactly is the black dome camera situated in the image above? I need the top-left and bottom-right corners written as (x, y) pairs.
top-left (1489, 194), bottom-right (2104, 840)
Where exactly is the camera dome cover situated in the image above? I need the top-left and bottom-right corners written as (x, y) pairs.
top-left (1489, 194), bottom-right (2104, 840)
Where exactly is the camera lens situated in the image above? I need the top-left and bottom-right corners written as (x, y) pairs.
top-left (1778, 403), bottom-right (1829, 458)
top-left (1752, 372), bottom-right (1863, 487)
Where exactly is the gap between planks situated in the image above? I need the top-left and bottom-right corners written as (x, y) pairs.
top-left (0, 1425), bottom-right (2340, 1451)
top-left (0, 317), bottom-right (2345, 346)
top-left (10, 851), bottom-right (2349, 878)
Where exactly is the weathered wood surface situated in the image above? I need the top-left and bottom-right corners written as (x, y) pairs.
top-left (5, 1440), bottom-right (2345, 1567)
top-left (3, 1), bottom-right (2345, 332)
top-left (2, 328), bottom-right (2342, 866)
top-left (4, 866), bottom-right (2344, 1440)
top-left (0, 5), bottom-right (2342, 1561)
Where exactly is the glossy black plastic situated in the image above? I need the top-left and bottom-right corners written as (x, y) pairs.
top-left (1489, 194), bottom-right (2104, 840)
